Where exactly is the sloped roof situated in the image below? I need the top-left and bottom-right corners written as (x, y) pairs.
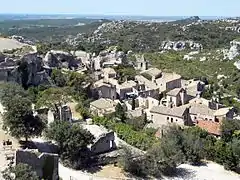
top-left (197, 120), bottom-right (221, 136)
top-left (156, 72), bottom-right (181, 84)
top-left (135, 75), bottom-right (158, 90)
top-left (150, 105), bottom-right (187, 118)
top-left (90, 98), bottom-right (117, 109)
top-left (142, 68), bottom-right (162, 77)
top-left (188, 104), bottom-right (215, 116)
top-left (214, 108), bottom-right (231, 116)
top-left (120, 80), bottom-right (137, 89)
top-left (166, 88), bottom-right (183, 97)
top-left (102, 67), bottom-right (116, 74)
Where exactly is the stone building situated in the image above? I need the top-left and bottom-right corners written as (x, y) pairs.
top-left (156, 72), bottom-right (182, 92)
top-left (15, 149), bottom-right (59, 180)
top-left (82, 124), bottom-right (116, 154)
top-left (135, 55), bottom-right (148, 71)
top-left (166, 88), bottom-right (188, 107)
top-left (90, 98), bottom-right (119, 116)
top-left (150, 105), bottom-right (191, 128)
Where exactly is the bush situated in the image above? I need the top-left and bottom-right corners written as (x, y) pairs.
top-left (93, 116), bottom-right (156, 151)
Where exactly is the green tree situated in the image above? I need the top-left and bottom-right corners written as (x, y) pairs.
top-left (221, 119), bottom-right (240, 142)
top-left (115, 103), bottom-right (126, 122)
top-left (145, 139), bottom-right (184, 177)
top-left (45, 121), bottom-right (94, 169)
top-left (2, 163), bottom-right (39, 180)
top-left (3, 96), bottom-right (45, 141)
top-left (119, 148), bottom-right (147, 178)
top-left (0, 83), bottom-right (28, 109)
top-left (36, 87), bottom-right (71, 121)
top-left (51, 69), bottom-right (67, 87)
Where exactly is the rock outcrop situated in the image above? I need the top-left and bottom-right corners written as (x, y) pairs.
top-left (44, 50), bottom-right (80, 69)
top-left (14, 52), bottom-right (50, 86)
top-left (227, 40), bottom-right (240, 60)
top-left (234, 61), bottom-right (240, 70)
top-left (161, 40), bottom-right (203, 51)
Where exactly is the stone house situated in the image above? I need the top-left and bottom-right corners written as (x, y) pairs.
top-left (150, 105), bottom-right (191, 128)
top-left (102, 67), bottom-right (117, 79)
top-left (166, 88), bottom-right (188, 107)
top-left (92, 80), bottom-right (117, 100)
top-left (135, 55), bottom-right (148, 71)
top-left (135, 75), bottom-right (159, 98)
top-left (141, 67), bottom-right (162, 81)
top-left (196, 108), bottom-right (234, 136)
top-left (181, 79), bottom-right (205, 97)
top-left (90, 98), bottom-right (118, 116)
top-left (82, 124), bottom-right (116, 154)
top-left (156, 72), bottom-right (182, 92)
top-left (136, 96), bottom-right (160, 110)
top-left (15, 149), bottom-right (59, 180)
top-left (117, 80), bottom-right (139, 100)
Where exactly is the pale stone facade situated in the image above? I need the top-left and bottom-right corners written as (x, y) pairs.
top-left (82, 125), bottom-right (116, 154)
top-left (90, 98), bottom-right (118, 116)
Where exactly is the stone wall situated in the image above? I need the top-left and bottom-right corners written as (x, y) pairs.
top-left (15, 149), bottom-right (59, 180)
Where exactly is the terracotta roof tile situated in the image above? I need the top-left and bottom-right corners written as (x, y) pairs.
top-left (196, 120), bottom-right (221, 136)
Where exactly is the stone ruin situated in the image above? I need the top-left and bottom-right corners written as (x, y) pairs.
top-left (15, 149), bottom-right (59, 180)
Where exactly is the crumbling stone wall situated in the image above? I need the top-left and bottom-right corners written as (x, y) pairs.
top-left (15, 149), bottom-right (59, 180)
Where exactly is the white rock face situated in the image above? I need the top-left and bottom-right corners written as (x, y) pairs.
top-left (234, 60), bottom-right (240, 69)
top-left (161, 40), bottom-right (203, 51)
top-left (227, 40), bottom-right (240, 60)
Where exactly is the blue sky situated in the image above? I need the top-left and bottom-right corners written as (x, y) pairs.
top-left (1, 0), bottom-right (239, 16)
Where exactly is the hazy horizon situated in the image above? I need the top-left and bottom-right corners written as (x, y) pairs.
top-left (0, 0), bottom-right (239, 17)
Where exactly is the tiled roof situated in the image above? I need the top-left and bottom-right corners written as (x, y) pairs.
top-left (196, 120), bottom-right (221, 136)
top-left (135, 75), bottom-right (158, 90)
top-left (150, 105), bottom-right (187, 118)
top-left (166, 88), bottom-right (183, 96)
top-left (142, 68), bottom-right (162, 77)
top-left (189, 104), bottom-right (215, 116)
top-left (102, 67), bottom-right (116, 74)
top-left (214, 108), bottom-right (231, 116)
top-left (156, 72), bottom-right (181, 84)
top-left (120, 80), bottom-right (137, 89)
top-left (90, 98), bottom-right (117, 109)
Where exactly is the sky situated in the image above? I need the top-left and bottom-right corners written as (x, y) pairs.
top-left (0, 0), bottom-right (239, 17)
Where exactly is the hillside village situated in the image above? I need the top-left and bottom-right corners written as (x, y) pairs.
top-left (0, 16), bottom-right (239, 180)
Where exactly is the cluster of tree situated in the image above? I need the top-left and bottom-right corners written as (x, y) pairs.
top-left (50, 69), bottom-right (93, 117)
top-left (114, 65), bottom-right (138, 84)
top-left (45, 120), bottom-right (94, 169)
top-left (2, 163), bottom-right (39, 180)
top-left (0, 18), bottom-right (105, 43)
top-left (0, 83), bottom-right (46, 141)
top-left (93, 116), bottom-right (156, 151)
top-left (120, 122), bottom-right (240, 178)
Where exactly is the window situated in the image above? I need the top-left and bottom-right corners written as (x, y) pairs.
top-left (176, 119), bottom-right (178, 122)
top-left (167, 117), bottom-right (169, 120)
top-left (215, 118), bottom-right (219, 123)
top-left (205, 118), bottom-right (208, 121)
top-left (171, 118), bottom-right (173, 123)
